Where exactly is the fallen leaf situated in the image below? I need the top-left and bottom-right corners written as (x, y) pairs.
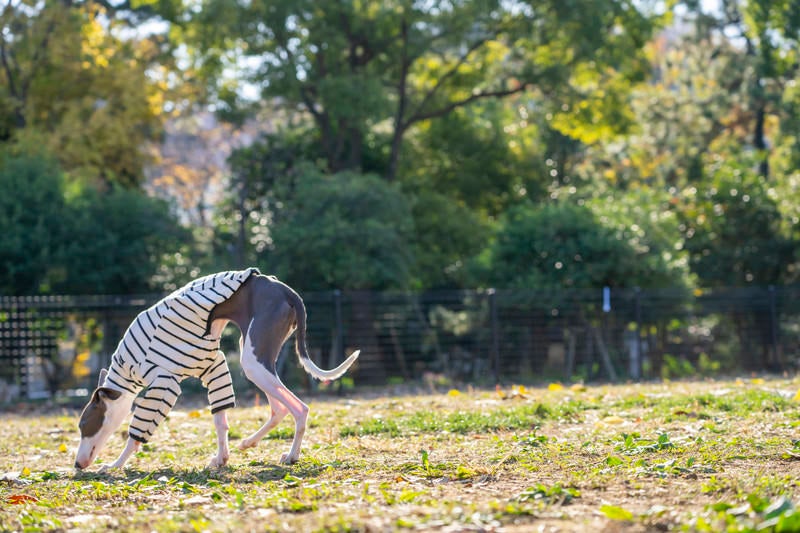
top-left (8, 494), bottom-right (38, 504)
top-left (548, 383), bottom-right (564, 391)
top-left (21, 467), bottom-right (30, 477)
top-left (600, 504), bottom-right (634, 521)
top-left (793, 390), bottom-right (800, 402)
top-left (188, 410), bottom-right (203, 418)
top-left (58, 443), bottom-right (68, 453)
top-left (570, 383), bottom-right (587, 392)
top-left (510, 384), bottom-right (528, 397)
top-left (447, 389), bottom-right (461, 397)
top-left (751, 378), bottom-right (765, 385)
top-left (601, 416), bottom-right (625, 425)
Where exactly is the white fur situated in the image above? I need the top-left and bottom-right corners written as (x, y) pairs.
top-left (74, 371), bottom-right (136, 470)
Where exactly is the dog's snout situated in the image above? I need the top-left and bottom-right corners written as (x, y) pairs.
top-left (74, 460), bottom-right (84, 470)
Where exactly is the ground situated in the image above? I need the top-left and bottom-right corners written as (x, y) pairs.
top-left (2, 377), bottom-right (800, 532)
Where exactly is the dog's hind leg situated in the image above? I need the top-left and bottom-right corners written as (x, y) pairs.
top-left (239, 394), bottom-right (288, 450)
top-left (240, 316), bottom-right (309, 464)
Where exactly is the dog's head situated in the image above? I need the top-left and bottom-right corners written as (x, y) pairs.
top-left (74, 369), bottom-right (133, 470)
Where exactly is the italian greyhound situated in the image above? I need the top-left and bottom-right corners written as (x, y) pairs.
top-left (74, 271), bottom-right (359, 471)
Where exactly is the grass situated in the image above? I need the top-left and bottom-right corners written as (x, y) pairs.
top-left (2, 377), bottom-right (800, 531)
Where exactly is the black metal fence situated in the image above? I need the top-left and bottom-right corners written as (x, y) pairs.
top-left (1, 286), bottom-right (799, 399)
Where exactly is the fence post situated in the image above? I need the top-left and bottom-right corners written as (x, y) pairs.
top-left (633, 287), bottom-right (643, 381)
top-left (769, 285), bottom-right (780, 369)
top-left (333, 289), bottom-right (343, 363)
top-left (333, 289), bottom-right (344, 394)
top-left (488, 288), bottom-right (499, 384)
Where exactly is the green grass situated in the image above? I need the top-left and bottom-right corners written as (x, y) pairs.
top-left (2, 378), bottom-right (800, 531)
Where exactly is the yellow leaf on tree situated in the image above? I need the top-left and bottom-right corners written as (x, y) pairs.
top-left (548, 383), bottom-right (564, 391)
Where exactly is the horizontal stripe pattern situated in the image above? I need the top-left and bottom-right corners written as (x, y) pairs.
top-left (102, 268), bottom-right (258, 442)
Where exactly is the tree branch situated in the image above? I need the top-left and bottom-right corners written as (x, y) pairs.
top-left (407, 83), bottom-right (530, 125)
top-left (404, 36), bottom-right (490, 128)
top-left (0, 38), bottom-right (18, 100)
top-left (19, 8), bottom-right (60, 102)
top-left (387, 17), bottom-right (411, 182)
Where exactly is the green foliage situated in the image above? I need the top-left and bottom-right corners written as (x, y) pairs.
top-left (1, 2), bottom-right (165, 188)
top-left (0, 154), bottom-right (66, 294)
top-left (408, 191), bottom-right (488, 289)
top-left (518, 483), bottom-right (580, 505)
top-left (677, 153), bottom-right (796, 287)
top-left (486, 200), bottom-right (689, 289)
top-left (179, 0), bottom-right (656, 180)
top-left (614, 432), bottom-right (675, 455)
top-left (56, 186), bottom-right (190, 294)
top-left (267, 168), bottom-right (414, 290)
top-left (403, 102), bottom-right (538, 215)
top-left (0, 153), bottom-right (187, 295)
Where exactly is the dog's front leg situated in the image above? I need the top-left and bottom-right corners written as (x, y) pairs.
top-left (208, 411), bottom-right (230, 468)
top-left (98, 437), bottom-right (140, 473)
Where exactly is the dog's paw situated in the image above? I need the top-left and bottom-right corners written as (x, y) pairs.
top-left (279, 452), bottom-right (299, 465)
top-left (208, 455), bottom-right (229, 468)
top-left (97, 463), bottom-right (117, 474)
top-left (238, 437), bottom-right (257, 450)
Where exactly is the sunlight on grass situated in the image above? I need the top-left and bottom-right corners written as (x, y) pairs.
top-left (1, 377), bottom-right (799, 531)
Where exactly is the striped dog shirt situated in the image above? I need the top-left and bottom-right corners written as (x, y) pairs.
top-left (103, 268), bottom-right (260, 443)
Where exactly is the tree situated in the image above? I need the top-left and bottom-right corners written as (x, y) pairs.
top-left (180, 0), bottom-right (656, 181)
top-left (673, 0), bottom-right (800, 179)
top-left (211, 129), bottom-right (317, 269)
top-left (56, 185), bottom-right (190, 294)
top-left (267, 167), bottom-right (414, 290)
top-left (261, 167), bottom-right (415, 383)
top-left (677, 152), bottom-right (796, 287)
top-left (0, 1), bottom-right (166, 187)
top-left (486, 199), bottom-right (689, 289)
top-left (0, 154), bottom-right (66, 295)
top-left (0, 152), bottom-right (188, 296)
top-left (407, 191), bottom-right (488, 290)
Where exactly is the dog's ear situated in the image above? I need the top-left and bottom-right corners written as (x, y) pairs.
top-left (98, 368), bottom-right (108, 388)
top-left (97, 387), bottom-right (122, 401)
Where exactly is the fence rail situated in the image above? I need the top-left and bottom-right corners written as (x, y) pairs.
top-left (1, 286), bottom-right (799, 399)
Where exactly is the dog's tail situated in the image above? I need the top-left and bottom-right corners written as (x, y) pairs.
top-left (283, 285), bottom-right (359, 381)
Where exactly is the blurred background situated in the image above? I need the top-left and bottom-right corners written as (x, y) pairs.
top-left (1, 0), bottom-right (799, 401)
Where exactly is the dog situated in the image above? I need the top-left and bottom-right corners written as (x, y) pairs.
top-left (74, 268), bottom-right (359, 471)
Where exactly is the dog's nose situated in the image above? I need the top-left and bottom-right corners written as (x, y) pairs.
top-left (74, 461), bottom-right (84, 470)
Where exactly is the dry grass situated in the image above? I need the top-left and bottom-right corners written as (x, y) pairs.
top-left (2, 377), bottom-right (800, 532)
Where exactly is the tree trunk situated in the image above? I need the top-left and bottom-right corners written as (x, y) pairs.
top-left (753, 103), bottom-right (769, 177)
